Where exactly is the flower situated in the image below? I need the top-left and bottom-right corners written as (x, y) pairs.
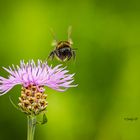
top-left (0, 60), bottom-right (77, 115)
top-left (0, 60), bottom-right (76, 95)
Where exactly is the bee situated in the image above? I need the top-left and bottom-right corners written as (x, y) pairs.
top-left (48, 26), bottom-right (76, 61)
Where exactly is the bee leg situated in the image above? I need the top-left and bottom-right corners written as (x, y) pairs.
top-left (72, 50), bottom-right (76, 60)
top-left (48, 51), bottom-right (55, 60)
top-left (67, 52), bottom-right (72, 61)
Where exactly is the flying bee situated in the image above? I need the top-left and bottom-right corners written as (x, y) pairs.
top-left (48, 26), bottom-right (76, 61)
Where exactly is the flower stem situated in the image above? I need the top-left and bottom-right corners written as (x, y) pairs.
top-left (27, 116), bottom-right (36, 140)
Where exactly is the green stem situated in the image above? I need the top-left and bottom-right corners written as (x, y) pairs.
top-left (27, 116), bottom-right (36, 140)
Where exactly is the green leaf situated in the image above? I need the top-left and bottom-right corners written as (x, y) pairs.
top-left (36, 114), bottom-right (48, 125)
top-left (42, 114), bottom-right (48, 124)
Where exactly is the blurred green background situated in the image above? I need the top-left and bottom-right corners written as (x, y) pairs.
top-left (0, 0), bottom-right (140, 140)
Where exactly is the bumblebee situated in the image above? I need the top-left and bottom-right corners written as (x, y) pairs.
top-left (48, 27), bottom-right (76, 61)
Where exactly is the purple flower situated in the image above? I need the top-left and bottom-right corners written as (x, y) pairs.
top-left (0, 60), bottom-right (77, 95)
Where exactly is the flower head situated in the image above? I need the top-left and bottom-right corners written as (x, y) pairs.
top-left (0, 60), bottom-right (76, 95)
top-left (0, 60), bottom-right (77, 115)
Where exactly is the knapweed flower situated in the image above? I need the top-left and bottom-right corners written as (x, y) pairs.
top-left (0, 60), bottom-right (77, 115)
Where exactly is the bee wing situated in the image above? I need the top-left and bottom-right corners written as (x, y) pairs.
top-left (49, 28), bottom-right (58, 46)
top-left (68, 26), bottom-right (73, 45)
top-left (51, 40), bottom-right (57, 46)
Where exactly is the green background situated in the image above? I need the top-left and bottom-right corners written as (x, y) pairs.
top-left (0, 0), bottom-right (140, 140)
